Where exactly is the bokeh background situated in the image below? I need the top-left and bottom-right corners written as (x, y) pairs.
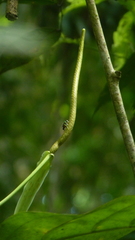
top-left (0, 0), bottom-right (135, 223)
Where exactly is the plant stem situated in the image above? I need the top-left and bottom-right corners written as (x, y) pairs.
top-left (0, 152), bottom-right (53, 206)
top-left (85, 0), bottom-right (135, 176)
top-left (6, 0), bottom-right (18, 20)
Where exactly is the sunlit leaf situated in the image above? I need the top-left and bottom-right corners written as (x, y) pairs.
top-left (63, 0), bottom-right (105, 15)
top-left (1, 196), bottom-right (135, 239)
top-left (112, 11), bottom-right (135, 70)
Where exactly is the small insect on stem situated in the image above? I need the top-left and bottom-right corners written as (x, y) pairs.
top-left (6, 0), bottom-right (18, 21)
top-left (62, 120), bottom-right (69, 130)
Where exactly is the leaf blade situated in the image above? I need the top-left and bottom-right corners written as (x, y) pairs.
top-left (14, 151), bottom-right (54, 214)
top-left (1, 196), bottom-right (135, 240)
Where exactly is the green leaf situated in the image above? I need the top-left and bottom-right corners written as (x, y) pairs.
top-left (67, 0), bottom-right (105, 4)
top-left (117, 0), bottom-right (135, 12)
top-left (63, 0), bottom-right (105, 15)
top-left (0, 0), bottom-right (58, 4)
top-left (14, 151), bottom-right (54, 214)
top-left (1, 196), bottom-right (135, 239)
top-left (112, 11), bottom-right (135, 70)
top-left (0, 212), bottom-right (78, 240)
top-left (0, 25), bottom-right (60, 74)
top-left (63, 0), bottom-right (86, 15)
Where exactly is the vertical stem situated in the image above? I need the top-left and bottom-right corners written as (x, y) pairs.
top-left (6, 0), bottom-right (18, 21)
top-left (86, 0), bottom-right (135, 176)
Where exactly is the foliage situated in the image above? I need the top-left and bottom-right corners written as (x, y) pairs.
top-left (0, 26), bottom-right (60, 74)
top-left (0, 0), bottom-right (135, 239)
top-left (1, 196), bottom-right (135, 240)
top-left (0, 0), bottom-right (58, 4)
top-left (112, 11), bottom-right (135, 70)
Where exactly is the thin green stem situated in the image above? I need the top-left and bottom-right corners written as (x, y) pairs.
top-left (0, 152), bottom-right (53, 206)
top-left (85, 0), bottom-right (135, 176)
top-left (50, 28), bottom-right (85, 154)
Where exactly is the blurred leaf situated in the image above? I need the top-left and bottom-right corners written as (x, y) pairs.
top-left (0, 0), bottom-right (58, 4)
top-left (1, 196), bottom-right (135, 239)
top-left (120, 231), bottom-right (135, 240)
top-left (63, 0), bottom-right (105, 15)
top-left (93, 53), bottom-right (135, 114)
top-left (14, 151), bottom-right (53, 214)
top-left (93, 84), bottom-right (110, 115)
top-left (118, 0), bottom-right (135, 12)
top-left (0, 25), bottom-right (60, 74)
top-left (112, 11), bottom-right (135, 70)
top-left (0, 16), bottom-right (13, 26)
top-left (63, 0), bottom-right (86, 15)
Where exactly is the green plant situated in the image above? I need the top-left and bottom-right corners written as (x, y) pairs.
top-left (0, 0), bottom-right (135, 239)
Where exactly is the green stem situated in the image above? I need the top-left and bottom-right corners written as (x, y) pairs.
top-left (0, 152), bottom-right (53, 206)
top-left (50, 28), bottom-right (85, 154)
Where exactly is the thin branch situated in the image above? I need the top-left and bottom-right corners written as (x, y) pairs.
top-left (85, 0), bottom-right (135, 176)
top-left (6, 0), bottom-right (18, 21)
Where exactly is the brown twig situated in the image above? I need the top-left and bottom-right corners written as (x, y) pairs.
top-left (6, 0), bottom-right (18, 21)
top-left (85, 0), bottom-right (135, 176)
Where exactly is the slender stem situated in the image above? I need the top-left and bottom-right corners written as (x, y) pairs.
top-left (50, 28), bottom-right (85, 153)
top-left (85, 0), bottom-right (135, 176)
top-left (0, 152), bottom-right (53, 206)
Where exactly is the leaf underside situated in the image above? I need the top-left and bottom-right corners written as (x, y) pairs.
top-left (1, 196), bottom-right (135, 240)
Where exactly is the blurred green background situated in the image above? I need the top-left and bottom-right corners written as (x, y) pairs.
top-left (0, 0), bottom-right (135, 223)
